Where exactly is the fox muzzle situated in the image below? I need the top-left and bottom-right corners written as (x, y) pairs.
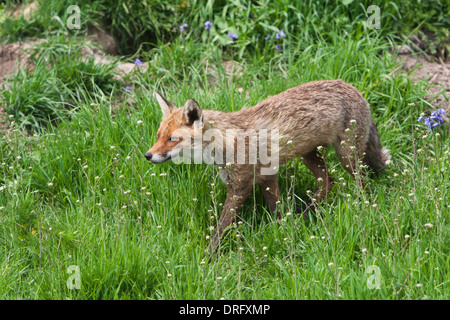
top-left (144, 152), bottom-right (153, 161)
top-left (145, 152), bottom-right (171, 163)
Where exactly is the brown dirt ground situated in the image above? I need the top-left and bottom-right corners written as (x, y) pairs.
top-left (396, 45), bottom-right (450, 111)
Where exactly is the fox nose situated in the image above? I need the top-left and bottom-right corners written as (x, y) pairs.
top-left (144, 152), bottom-right (152, 161)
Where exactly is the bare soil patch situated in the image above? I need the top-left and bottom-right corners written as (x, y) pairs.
top-left (395, 43), bottom-right (450, 112)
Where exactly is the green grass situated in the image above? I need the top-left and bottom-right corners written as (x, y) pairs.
top-left (1, 36), bottom-right (120, 132)
top-left (0, 0), bottom-right (449, 300)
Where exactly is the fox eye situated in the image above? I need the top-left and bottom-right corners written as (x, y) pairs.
top-left (169, 137), bottom-right (179, 142)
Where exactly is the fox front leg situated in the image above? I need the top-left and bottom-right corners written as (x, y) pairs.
top-left (207, 185), bottom-right (252, 258)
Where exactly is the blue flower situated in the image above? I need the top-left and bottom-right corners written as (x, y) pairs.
top-left (227, 32), bottom-right (238, 41)
top-left (134, 58), bottom-right (143, 66)
top-left (418, 108), bottom-right (447, 130)
top-left (123, 86), bottom-right (132, 93)
top-left (180, 23), bottom-right (188, 32)
top-left (430, 111), bottom-right (444, 123)
top-left (204, 21), bottom-right (212, 31)
top-left (275, 45), bottom-right (281, 50)
top-left (424, 118), bottom-right (433, 129)
top-left (265, 35), bottom-right (271, 40)
top-left (432, 122), bottom-right (441, 128)
top-left (275, 30), bottom-right (286, 39)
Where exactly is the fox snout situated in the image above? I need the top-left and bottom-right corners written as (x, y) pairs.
top-left (144, 152), bottom-right (152, 161)
top-left (144, 150), bottom-right (171, 163)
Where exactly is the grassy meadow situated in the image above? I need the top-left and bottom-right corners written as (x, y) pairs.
top-left (0, 0), bottom-right (449, 299)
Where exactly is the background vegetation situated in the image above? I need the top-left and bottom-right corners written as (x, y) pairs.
top-left (0, 0), bottom-right (448, 299)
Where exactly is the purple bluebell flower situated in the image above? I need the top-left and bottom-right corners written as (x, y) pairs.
top-left (275, 45), bottom-right (281, 50)
top-left (123, 86), bottom-right (132, 93)
top-left (424, 117), bottom-right (432, 129)
top-left (204, 21), bottom-right (212, 31)
top-left (227, 32), bottom-right (238, 41)
top-left (430, 111), bottom-right (444, 123)
top-left (275, 30), bottom-right (286, 40)
top-left (265, 35), bottom-right (271, 40)
top-left (419, 108), bottom-right (447, 130)
top-left (134, 58), bottom-right (143, 66)
top-left (180, 23), bottom-right (188, 32)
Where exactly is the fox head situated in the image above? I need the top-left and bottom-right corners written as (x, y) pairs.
top-left (145, 92), bottom-right (204, 163)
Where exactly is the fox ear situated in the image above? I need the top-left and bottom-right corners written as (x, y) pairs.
top-left (182, 99), bottom-right (203, 127)
top-left (154, 91), bottom-right (175, 117)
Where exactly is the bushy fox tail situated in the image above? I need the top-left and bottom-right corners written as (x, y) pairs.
top-left (364, 120), bottom-right (390, 174)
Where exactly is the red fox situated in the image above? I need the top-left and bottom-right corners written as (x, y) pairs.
top-left (145, 80), bottom-right (390, 254)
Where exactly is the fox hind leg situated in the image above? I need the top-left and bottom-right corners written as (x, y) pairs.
top-left (260, 175), bottom-right (281, 218)
top-left (301, 150), bottom-right (334, 200)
